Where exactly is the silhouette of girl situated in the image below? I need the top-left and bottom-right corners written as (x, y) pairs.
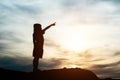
top-left (33, 22), bottom-right (56, 72)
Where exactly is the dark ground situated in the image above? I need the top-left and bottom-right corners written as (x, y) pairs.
top-left (0, 68), bottom-right (119, 80)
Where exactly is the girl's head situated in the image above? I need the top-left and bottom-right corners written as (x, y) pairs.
top-left (33, 23), bottom-right (42, 33)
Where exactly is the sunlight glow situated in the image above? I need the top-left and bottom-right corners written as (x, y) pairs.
top-left (69, 65), bottom-right (80, 68)
top-left (62, 34), bottom-right (87, 52)
top-left (57, 24), bottom-right (96, 52)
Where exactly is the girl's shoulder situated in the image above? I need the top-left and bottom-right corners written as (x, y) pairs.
top-left (42, 30), bottom-right (45, 34)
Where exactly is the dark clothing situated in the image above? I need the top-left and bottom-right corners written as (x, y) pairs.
top-left (33, 30), bottom-right (44, 58)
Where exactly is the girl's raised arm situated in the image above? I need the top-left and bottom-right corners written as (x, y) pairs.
top-left (43, 22), bottom-right (56, 32)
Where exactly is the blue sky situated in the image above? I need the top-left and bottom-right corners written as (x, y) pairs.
top-left (0, 0), bottom-right (120, 78)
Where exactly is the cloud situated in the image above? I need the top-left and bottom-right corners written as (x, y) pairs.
top-left (13, 3), bottom-right (41, 15)
top-left (0, 30), bottom-right (24, 51)
top-left (44, 39), bottom-right (60, 48)
top-left (59, 0), bottom-right (120, 25)
top-left (75, 49), bottom-right (120, 78)
top-left (0, 0), bottom-right (40, 14)
top-left (0, 0), bottom-right (43, 27)
top-left (0, 31), bottom-right (23, 43)
top-left (44, 39), bottom-right (63, 53)
top-left (102, 0), bottom-right (120, 4)
top-left (79, 50), bottom-right (93, 59)
top-left (90, 61), bottom-right (120, 78)
top-left (0, 54), bottom-right (67, 71)
top-left (0, 55), bottom-right (32, 71)
top-left (77, 49), bottom-right (103, 62)
top-left (61, 0), bottom-right (97, 6)
top-left (0, 30), bottom-right (26, 59)
top-left (114, 51), bottom-right (120, 56)
top-left (61, 0), bottom-right (83, 7)
top-left (39, 58), bottom-right (67, 70)
top-left (0, 43), bottom-right (10, 52)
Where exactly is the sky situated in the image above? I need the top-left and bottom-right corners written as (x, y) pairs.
top-left (0, 0), bottom-right (120, 78)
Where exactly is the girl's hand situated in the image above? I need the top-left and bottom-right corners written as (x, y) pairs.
top-left (51, 22), bottom-right (56, 26)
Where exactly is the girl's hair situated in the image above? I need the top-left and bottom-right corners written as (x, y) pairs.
top-left (33, 23), bottom-right (42, 33)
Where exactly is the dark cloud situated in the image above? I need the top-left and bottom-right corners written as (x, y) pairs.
top-left (77, 49), bottom-right (120, 78)
top-left (92, 61), bottom-right (120, 68)
top-left (91, 58), bottom-right (105, 62)
top-left (40, 58), bottom-right (66, 70)
top-left (0, 56), bottom-right (32, 71)
top-left (0, 36), bottom-right (30, 73)
top-left (114, 51), bottom-right (120, 56)
top-left (0, 55), bottom-right (66, 71)
top-left (0, 43), bottom-right (12, 54)
top-left (77, 49), bottom-right (95, 62)
top-left (90, 61), bottom-right (120, 78)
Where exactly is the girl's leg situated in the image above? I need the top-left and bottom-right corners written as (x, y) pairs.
top-left (33, 57), bottom-right (39, 72)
